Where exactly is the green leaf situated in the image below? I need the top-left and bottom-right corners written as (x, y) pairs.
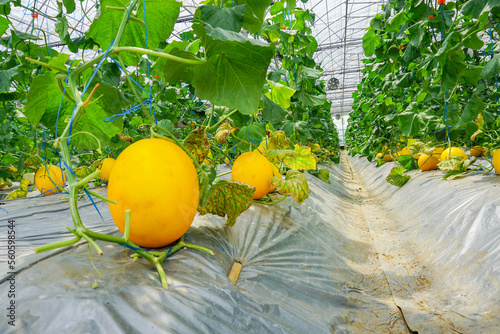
top-left (24, 71), bottom-right (66, 126)
top-left (398, 107), bottom-right (435, 137)
top-left (283, 145), bottom-right (316, 170)
top-left (0, 65), bottom-right (19, 92)
top-left (481, 54), bottom-right (500, 80)
top-left (184, 127), bottom-right (210, 164)
top-left (409, 23), bottom-right (425, 47)
top-left (261, 94), bottom-right (287, 123)
top-left (236, 122), bottom-right (266, 150)
top-left (157, 119), bottom-right (174, 134)
top-left (0, 15), bottom-right (10, 36)
top-left (461, 0), bottom-right (487, 18)
top-left (270, 170), bottom-right (309, 204)
top-left (240, 0), bottom-right (273, 34)
top-left (63, 0), bottom-right (76, 14)
top-left (55, 16), bottom-right (79, 53)
top-left (198, 179), bottom-right (255, 226)
top-left (463, 32), bottom-right (484, 50)
top-left (362, 28), bottom-right (381, 57)
top-left (458, 91), bottom-right (485, 126)
top-left (64, 85), bottom-right (126, 149)
top-left (386, 166), bottom-right (410, 187)
top-left (297, 91), bottom-right (326, 107)
top-left (25, 73), bottom-right (126, 149)
top-left (387, 11), bottom-right (406, 32)
top-left (164, 22), bottom-right (275, 115)
top-left (214, 120), bottom-right (238, 144)
top-left (48, 53), bottom-right (70, 71)
top-left (87, 0), bottom-right (182, 65)
top-left (265, 80), bottom-right (296, 109)
top-left (196, 5), bottom-right (246, 32)
top-left (99, 62), bottom-right (121, 87)
top-left (307, 168), bottom-right (330, 183)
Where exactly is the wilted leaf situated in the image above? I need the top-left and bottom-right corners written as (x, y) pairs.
top-left (265, 149), bottom-right (298, 163)
top-left (184, 127), bottom-right (210, 164)
top-left (386, 166), bottom-right (410, 187)
top-left (198, 179), bottom-right (255, 226)
top-left (283, 145), bottom-right (317, 170)
top-left (269, 130), bottom-right (289, 149)
top-left (270, 170), bottom-right (309, 204)
top-left (438, 158), bottom-right (470, 175)
top-left (5, 179), bottom-right (30, 200)
top-left (214, 120), bottom-right (238, 144)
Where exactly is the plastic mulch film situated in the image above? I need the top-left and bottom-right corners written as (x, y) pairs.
top-left (346, 155), bottom-right (500, 333)
top-left (0, 153), bottom-right (499, 333)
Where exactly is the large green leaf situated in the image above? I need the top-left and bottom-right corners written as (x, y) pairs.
top-left (239, 0), bottom-right (273, 34)
top-left (163, 22), bottom-right (275, 115)
top-left (24, 71), bottom-right (68, 126)
top-left (58, 85), bottom-right (126, 149)
top-left (270, 170), bottom-right (309, 204)
top-left (481, 54), bottom-right (500, 80)
top-left (196, 5), bottom-right (246, 32)
top-left (461, 0), bottom-right (487, 18)
top-left (297, 91), bottom-right (326, 107)
top-left (198, 179), bottom-right (255, 226)
top-left (398, 107), bottom-right (435, 137)
top-left (265, 80), bottom-right (296, 109)
top-left (261, 94), bottom-right (287, 123)
top-left (87, 0), bottom-right (181, 65)
top-left (0, 65), bottom-right (19, 92)
top-left (25, 72), bottom-right (126, 149)
top-left (236, 122), bottom-right (266, 150)
top-left (0, 15), bottom-right (10, 36)
top-left (55, 16), bottom-right (79, 53)
top-left (362, 28), bottom-right (381, 57)
top-left (458, 91), bottom-right (485, 126)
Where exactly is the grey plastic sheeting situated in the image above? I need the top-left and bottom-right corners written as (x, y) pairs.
top-left (0, 154), bottom-right (498, 333)
top-left (346, 155), bottom-right (500, 333)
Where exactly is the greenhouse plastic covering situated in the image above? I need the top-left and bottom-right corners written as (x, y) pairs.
top-left (1, 154), bottom-right (499, 333)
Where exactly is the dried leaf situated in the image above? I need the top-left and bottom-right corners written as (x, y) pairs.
top-left (198, 179), bottom-right (255, 226)
top-left (184, 127), bottom-right (210, 164)
top-left (269, 130), bottom-right (289, 149)
top-left (438, 158), bottom-right (470, 176)
top-left (271, 170), bottom-right (309, 204)
top-left (214, 120), bottom-right (238, 144)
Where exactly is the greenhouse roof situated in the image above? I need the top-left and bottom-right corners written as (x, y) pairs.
top-left (9, 0), bottom-right (381, 117)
